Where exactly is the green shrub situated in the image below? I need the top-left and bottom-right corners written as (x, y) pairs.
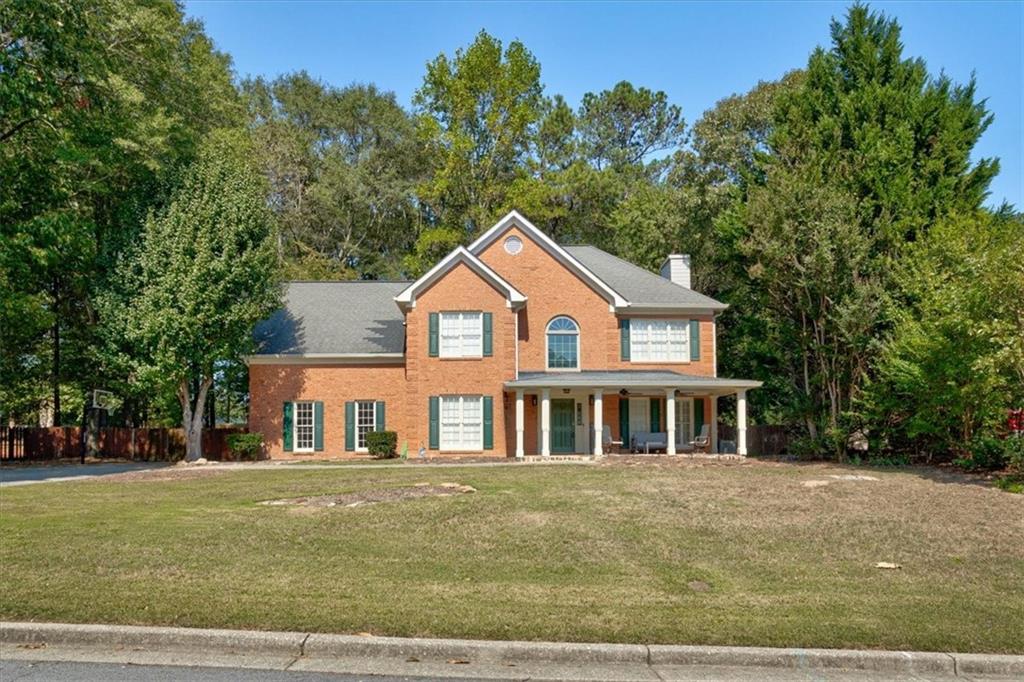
top-left (366, 431), bottom-right (398, 459)
top-left (1004, 437), bottom-right (1024, 474)
top-left (226, 433), bottom-right (264, 461)
top-left (788, 436), bottom-right (826, 460)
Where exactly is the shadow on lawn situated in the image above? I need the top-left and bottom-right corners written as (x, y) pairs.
top-left (752, 456), bottom-right (1002, 491)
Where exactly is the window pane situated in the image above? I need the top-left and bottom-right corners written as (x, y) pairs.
top-left (294, 401), bottom-right (314, 451)
top-left (547, 333), bottom-right (578, 369)
top-left (439, 312), bottom-right (481, 358)
top-left (356, 401), bottom-right (375, 449)
top-left (439, 395), bottom-right (482, 450)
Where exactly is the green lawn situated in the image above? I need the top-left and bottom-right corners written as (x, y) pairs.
top-left (1, 461), bottom-right (1022, 653)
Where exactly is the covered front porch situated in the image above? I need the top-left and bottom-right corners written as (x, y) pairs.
top-left (504, 370), bottom-right (761, 457)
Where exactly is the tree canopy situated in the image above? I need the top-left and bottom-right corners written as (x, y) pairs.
top-left (2, 2), bottom-right (1017, 468)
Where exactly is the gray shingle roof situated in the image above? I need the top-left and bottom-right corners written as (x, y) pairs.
top-left (253, 281), bottom-right (409, 355)
top-left (563, 245), bottom-right (727, 311)
top-left (507, 370), bottom-right (760, 390)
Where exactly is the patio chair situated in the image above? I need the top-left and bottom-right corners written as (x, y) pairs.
top-left (602, 425), bottom-right (624, 454)
top-left (689, 424), bottom-right (711, 453)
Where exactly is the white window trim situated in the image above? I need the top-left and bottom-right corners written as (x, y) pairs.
top-left (545, 316), bottom-right (581, 372)
top-left (629, 319), bottom-right (690, 363)
top-left (439, 311), bottom-right (484, 359)
top-left (628, 397), bottom-right (650, 435)
top-left (439, 395), bottom-right (484, 452)
top-left (292, 401), bottom-right (315, 453)
top-left (355, 400), bottom-right (376, 453)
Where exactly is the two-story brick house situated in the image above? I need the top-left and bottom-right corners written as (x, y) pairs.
top-left (247, 211), bottom-right (760, 459)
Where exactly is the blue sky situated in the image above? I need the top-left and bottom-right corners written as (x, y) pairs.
top-left (185, 1), bottom-right (1022, 208)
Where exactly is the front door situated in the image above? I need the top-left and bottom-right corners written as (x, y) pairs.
top-left (551, 399), bottom-right (575, 453)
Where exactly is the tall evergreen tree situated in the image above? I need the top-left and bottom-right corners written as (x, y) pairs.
top-left (720, 4), bottom-right (998, 450)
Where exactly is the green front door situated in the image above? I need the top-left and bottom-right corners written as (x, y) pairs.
top-left (551, 399), bottom-right (575, 453)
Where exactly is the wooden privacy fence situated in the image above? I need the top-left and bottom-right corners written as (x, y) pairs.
top-left (0, 426), bottom-right (244, 461)
top-left (718, 423), bottom-right (792, 456)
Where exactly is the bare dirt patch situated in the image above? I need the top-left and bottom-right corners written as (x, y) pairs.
top-left (261, 482), bottom-right (476, 508)
top-left (101, 466), bottom-right (233, 483)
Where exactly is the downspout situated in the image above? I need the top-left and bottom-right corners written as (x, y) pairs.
top-left (514, 308), bottom-right (520, 381)
top-left (712, 312), bottom-right (718, 377)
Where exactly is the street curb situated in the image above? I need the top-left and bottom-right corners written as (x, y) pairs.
top-left (303, 633), bottom-right (646, 664)
top-left (648, 644), bottom-right (954, 674)
top-left (0, 622), bottom-right (305, 657)
top-left (3, 621), bottom-right (1022, 676)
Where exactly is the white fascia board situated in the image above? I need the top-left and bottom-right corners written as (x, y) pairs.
top-left (616, 304), bottom-right (729, 315)
top-left (394, 246), bottom-right (527, 308)
top-left (244, 353), bottom-right (405, 366)
top-left (468, 210), bottom-right (629, 308)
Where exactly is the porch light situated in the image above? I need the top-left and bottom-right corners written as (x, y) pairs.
top-left (588, 395), bottom-right (594, 405)
top-left (531, 395), bottom-right (537, 407)
top-left (619, 389), bottom-right (629, 397)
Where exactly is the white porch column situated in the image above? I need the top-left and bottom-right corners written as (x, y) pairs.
top-left (666, 389), bottom-right (676, 455)
top-left (736, 390), bottom-right (747, 456)
top-left (710, 397), bottom-right (719, 454)
top-left (540, 389), bottom-right (551, 457)
top-left (592, 390), bottom-right (603, 456)
top-left (515, 390), bottom-right (525, 459)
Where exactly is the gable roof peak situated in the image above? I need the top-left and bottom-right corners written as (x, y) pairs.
top-left (468, 211), bottom-right (629, 308)
top-left (393, 245), bottom-right (527, 309)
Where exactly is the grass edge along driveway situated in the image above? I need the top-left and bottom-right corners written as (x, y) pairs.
top-left (1, 461), bottom-right (1021, 654)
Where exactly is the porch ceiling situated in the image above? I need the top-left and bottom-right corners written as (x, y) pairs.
top-left (505, 370), bottom-right (761, 395)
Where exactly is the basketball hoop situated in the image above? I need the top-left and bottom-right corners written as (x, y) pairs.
top-left (93, 389), bottom-right (117, 414)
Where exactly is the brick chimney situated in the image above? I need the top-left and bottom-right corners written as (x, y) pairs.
top-left (660, 254), bottom-right (691, 289)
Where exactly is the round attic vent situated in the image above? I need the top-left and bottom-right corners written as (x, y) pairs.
top-left (504, 235), bottom-right (523, 255)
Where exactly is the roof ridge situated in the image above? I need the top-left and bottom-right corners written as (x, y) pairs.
top-left (285, 279), bottom-right (413, 284)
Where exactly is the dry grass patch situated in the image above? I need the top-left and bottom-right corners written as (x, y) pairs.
top-left (1, 461), bottom-right (1021, 653)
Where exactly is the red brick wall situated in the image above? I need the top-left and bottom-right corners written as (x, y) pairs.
top-left (249, 363), bottom-right (407, 459)
top-left (404, 261), bottom-right (515, 457)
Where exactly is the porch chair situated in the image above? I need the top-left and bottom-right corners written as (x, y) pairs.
top-left (689, 424), bottom-right (711, 453)
top-left (602, 425), bottom-right (624, 454)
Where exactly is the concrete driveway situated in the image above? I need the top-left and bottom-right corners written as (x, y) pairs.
top-left (0, 462), bottom-right (168, 487)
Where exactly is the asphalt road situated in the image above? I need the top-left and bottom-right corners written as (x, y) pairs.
top-left (6, 658), bottom-right (1017, 682)
top-left (0, 463), bottom-right (167, 486)
top-left (1, 660), bottom-right (437, 681)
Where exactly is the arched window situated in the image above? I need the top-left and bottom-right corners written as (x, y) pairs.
top-left (546, 316), bottom-right (579, 370)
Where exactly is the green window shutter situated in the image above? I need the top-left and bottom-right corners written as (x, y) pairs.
top-left (313, 401), bottom-right (324, 451)
top-left (650, 398), bottom-right (661, 433)
top-left (693, 398), bottom-right (705, 437)
top-left (619, 397), bottom-right (629, 446)
top-left (344, 401), bottom-right (355, 451)
top-left (428, 312), bottom-right (439, 357)
top-left (428, 396), bottom-right (439, 449)
top-left (690, 319), bottom-right (700, 361)
top-left (619, 319), bottom-right (631, 361)
top-left (375, 401), bottom-right (385, 431)
top-left (482, 396), bottom-right (494, 449)
top-left (482, 313), bottom-right (493, 357)
top-left (282, 402), bottom-right (293, 452)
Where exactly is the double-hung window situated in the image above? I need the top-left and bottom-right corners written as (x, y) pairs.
top-left (293, 401), bottom-right (314, 452)
top-left (630, 320), bottom-right (688, 362)
top-left (440, 395), bottom-right (483, 450)
top-left (440, 312), bottom-right (483, 358)
top-left (355, 400), bottom-right (376, 450)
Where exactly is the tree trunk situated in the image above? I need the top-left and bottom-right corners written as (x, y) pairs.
top-left (179, 376), bottom-right (213, 461)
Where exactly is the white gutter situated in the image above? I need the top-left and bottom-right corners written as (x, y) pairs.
top-left (244, 353), bottom-right (405, 365)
